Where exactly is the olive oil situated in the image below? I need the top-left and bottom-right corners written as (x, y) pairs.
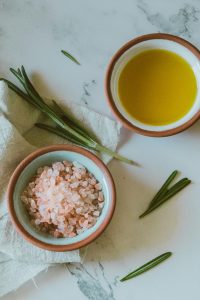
top-left (118, 49), bottom-right (197, 126)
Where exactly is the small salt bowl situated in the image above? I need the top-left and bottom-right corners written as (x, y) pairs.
top-left (7, 145), bottom-right (116, 252)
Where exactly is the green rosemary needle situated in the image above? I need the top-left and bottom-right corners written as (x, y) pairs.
top-left (120, 252), bottom-right (172, 282)
top-left (61, 50), bottom-right (80, 65)
top-left (139, 171), bottom-right (191, 218)
top-left (148, 170), bottom-right (178, 208)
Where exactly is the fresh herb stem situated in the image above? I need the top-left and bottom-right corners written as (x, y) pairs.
top-left (0, 66), bottom-right (135, 165)
top-left (139, 171), bottom-right (191, 218)
top-left (35, 123), bottom-right (95, 150)
top-left (52, 100), bottom-right (95, 141)
top-left (95, 144), bottom-right (136, 165)
top-left (120, 252), bottom-right (172, 282)
top-left (36, 123), bottom-right (134, 164)
top-left (61, 50), bottom-right (80, 65)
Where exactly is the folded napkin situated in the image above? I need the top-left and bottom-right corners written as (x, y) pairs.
top-left (0, 81), bottom-right (120, 297)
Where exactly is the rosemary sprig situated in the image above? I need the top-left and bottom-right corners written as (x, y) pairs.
top-left (52, 100), bottom-right (95, 141)
top-left (140, 179), bottom-right (191, 218)
top-left (61, 50), bottom-right (80, 65)
top-left (35, 123), bottom-right (94, 150)
top-left (120, 252), bottom-right (172, 282)
top-left (0, 66), bottom-right (135, 165)
top-left (148, 170), bottom-right (178, 208)
top-left (139, 171), bottom-right (191, 218)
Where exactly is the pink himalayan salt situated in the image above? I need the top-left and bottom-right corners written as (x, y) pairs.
top-left (21, 161), bottom-right (104, 238)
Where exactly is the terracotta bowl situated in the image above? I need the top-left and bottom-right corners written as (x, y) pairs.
top-left (7, 145), bottom-right (116, 252)
top-left (105, 33), bottom-right (200, 137)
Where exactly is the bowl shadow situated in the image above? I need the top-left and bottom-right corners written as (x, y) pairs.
top-left (84, 160), bottom-right (179, 262)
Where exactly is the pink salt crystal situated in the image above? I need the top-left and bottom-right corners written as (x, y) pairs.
top-left (30, 199), bottom-right (36, 209)
top-left (50, 177), bottom-right (56, 185)
top-left (94, 192), bottom-right (99, 199)
top-left (46, 168), bottom-right (53, 177)
top-left (69, 218), bottom-right (77, 225)
top-left (53, 169), bottom-right (59, 177)
top-left (77, 228), bottom-right (84, 234)
top-left (68, 232), bottom-right (76, 238)
top-left (98, 191), bottom-right (104, 202)
top-left (98, 202), bottom-right (104, 209)
top-left (52, 162), bottom-right (65, 171)
top-left (29, 182), bottom-right (35, 189)
top-left (37, 167), bottom-right (44, 175)
top-left (89, 194), bottom-right (96, 200)
top-left (81, 181), bottom-right (88, 187)
top-left (21, 160), bottom-right (104, 238)
top-left (75, 207), bottom-right (82, 214)
top-left (93, 211), bottom-right (100, 217)
top-left (65, 167), bottom-right (72, 173)
top-left (53, 230), bottom-right (61, 238)
top-left (82, 220), bottom-right (89, 228)
top-left (74, 172), bottom-right (82, 179)
top-left (70, 182), bottom-right (79, 189)
top-left (67, 225), bottom-right (74, 232)
top-left (89, 178), bottom-right (96, 185)
top-left (35, 219), bottom-right (41, 225)
top-left (55, 193), bottom-right (64, 201)
top-left (80, 191), bottom-right (87, 198)
top-left (95, 183), bottom-right (102, 190)
top-left (63, 160), bottom-right (72, 167)
top-left (21, 195), bottom-right (28, 204)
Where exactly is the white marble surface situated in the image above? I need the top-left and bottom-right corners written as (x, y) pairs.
top-left (1, 0), bottom-right (200, 299)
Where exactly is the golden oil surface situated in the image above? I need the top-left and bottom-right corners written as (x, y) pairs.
top-left (118, 49), bottom-right (197, 126)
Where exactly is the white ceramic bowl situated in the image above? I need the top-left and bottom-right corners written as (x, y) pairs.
top-left (7, 145), bottom-right (116, 251)
top-left (105, 33), bottom-right (200, 137)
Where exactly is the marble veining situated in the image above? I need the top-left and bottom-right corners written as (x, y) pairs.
top-left (81, 80), bottom-right (97, 105)
top-left (138, 1), bottom-right (199, 38)
top-left (67, 263), bottom-right (116, 300)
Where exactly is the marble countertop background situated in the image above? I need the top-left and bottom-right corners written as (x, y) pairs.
top-left (1, 0), bottom-right (200, 299)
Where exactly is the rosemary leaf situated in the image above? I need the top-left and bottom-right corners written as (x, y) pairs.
top-left (148, 170), bottom-right (178, 209)
top-left (10, 68), bottom-right (25, 86)
top-left (139, 177), bottom-right (191, 218)
top-left (120, 252), bottom-right (172, 282)
top-left (35, 123), bottom-right (94, 150)
top-left (21, 66), bottom-right (45, 102)
top-left (52, 100), bottom-right (95, 141)
top-left (61, 50), bottom-right (80, 65)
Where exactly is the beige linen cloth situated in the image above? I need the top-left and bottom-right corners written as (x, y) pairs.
top-left (0, 81), bottom-right (120, 297)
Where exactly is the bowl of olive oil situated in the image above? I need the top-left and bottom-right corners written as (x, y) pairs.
top-left (105, 33), bottom-right (200, 137)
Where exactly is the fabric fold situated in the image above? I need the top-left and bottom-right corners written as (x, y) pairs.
top-left (0, 81), bottom-right (120, 297)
